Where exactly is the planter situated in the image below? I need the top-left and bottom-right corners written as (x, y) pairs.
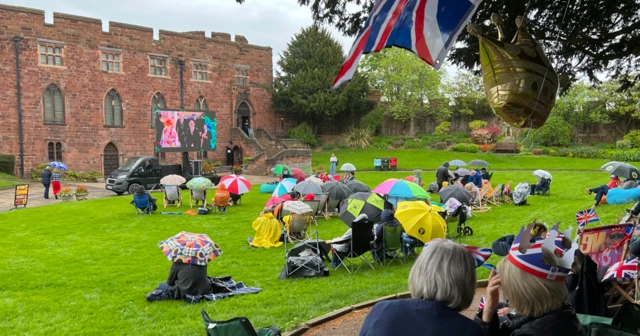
top-left (75, 193), bottom-right (89, 201)
top-left (59, 194), bottom-right (74, 202)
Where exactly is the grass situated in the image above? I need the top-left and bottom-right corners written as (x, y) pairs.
top-left (0, 180), bottom-right (20, 188)
top-left (313, 149), bottom-right (640, 171)
top-left (0, 172), bottom-right (17, 179)
top-left (0, 168), bottom-right (630, 335)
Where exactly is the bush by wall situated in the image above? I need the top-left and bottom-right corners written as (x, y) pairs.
top-left (532, 116), bottom-right (572, 146)
top-left (434, 121), bottom-right (451, 135)
top-left (287, 123), bottom-right (319, 147)
top-left (360, 107), bottom-right (384, 134)
top-left (455, 143), bottom-right (467, 152)
top-left (467, 144), bottom-right (479, 153)
top-left (0, 154), bottom-right (15, 175)
top-left (623, 130), bottom-right (640, 148)
top-left (434, 142), bottom-right (448, 150)
top-left (617, 140), bottom-right (632, 150)
top-left (404, 139), bottom-right (428, 149)
top-left (468, 120), bottom-right (487, 130)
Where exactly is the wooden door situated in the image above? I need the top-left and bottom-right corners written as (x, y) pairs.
top-left (103, 143), bottom-right (119, 175)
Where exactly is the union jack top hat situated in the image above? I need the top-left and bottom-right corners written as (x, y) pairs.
top-left (507, 222), bottom-right (578, 281)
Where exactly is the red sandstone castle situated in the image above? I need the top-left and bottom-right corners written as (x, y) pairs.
top-left (1, 4), bottom-right (306, 177)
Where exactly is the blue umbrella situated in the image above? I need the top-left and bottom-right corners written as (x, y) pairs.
top-left (272, 178), bottom-right (297, 197)
top-left (449, 160), bottom-right (467, 167)
top-left (49, 162), bottom-right (68, 171)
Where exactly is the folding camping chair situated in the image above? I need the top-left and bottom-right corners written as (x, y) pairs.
top-left (486, 184), bottom-right (504, 206)
top-left (163, 185), bottom-right (182, 208)
top-left (133, 194), bottom-right (153, 215)
top-left (473, 185), bottom-right (491, 212)
top-left (332, 219), bottom-right (375, 274)
top-left (316, 193), bottom-right (328, 217)
top-left (201, 309), bottom-right (281, 336)
top-left (502, 181), bottom-right (513, 203)
top-left (282, 214), bottom-right (311, 243)
top-left (380, 225), bottom-right (404, 266)
top-left (190, 189), bottom-right (207, 208)
top-left (282, 231), bottom-right (324, 278)
top-left (303, 200), bottom-right (321, 226)
top-left (325, 198), bottom-right (340, 219)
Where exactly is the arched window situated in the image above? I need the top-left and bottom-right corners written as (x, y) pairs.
top-left (43, 84), bottom-right (64, 124)
top-left (104, 89), bottom-right (123, 126)
top-left (151, 92), bottom-right (166, 128)
top-left (47, 141), bottom-right (63, 161)
top-left (194, 96), bottom-right (208, 111)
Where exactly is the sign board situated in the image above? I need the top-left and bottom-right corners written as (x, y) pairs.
top-left (154, 109), bottom-right (217, 153)
top-left (579, 223), bottom-right (633, 279)
top-left (14, 184), bottom-right (29, 208)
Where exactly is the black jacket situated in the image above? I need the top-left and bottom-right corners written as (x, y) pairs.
top-left (475, 304), bottom-right (586, 336)
top-left (167, 262), bottom-right (212, 299)
top-left (361, 299), bottom-right (484, 336)
top-left (492, 235), bottom-right (515, 257)
top-left (374, 210), bottom-right (402, 246)
top-left (41, 169), bottom-right (52, 184)
top-left (436, 166), bottom-right (450, 185)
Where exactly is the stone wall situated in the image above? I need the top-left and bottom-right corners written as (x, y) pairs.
top-left (0, 4), bottom-right (277, 174)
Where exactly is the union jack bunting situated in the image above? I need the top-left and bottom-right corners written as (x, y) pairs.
top-left (602, 258), bottom-right (638, 282)
top-left (333, 0), bottom-right (482, 89)
top-left (478, 295), bottom-right (485, 310)
top-left (462, 244), bottom-right (492, 267)
top-left (576, 209), bottom-right (599, 229)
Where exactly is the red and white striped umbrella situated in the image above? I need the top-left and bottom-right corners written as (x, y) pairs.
top-left (219, 174), bottom-right (252, 194)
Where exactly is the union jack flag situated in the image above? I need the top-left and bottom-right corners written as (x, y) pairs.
top-left (602, 258), bottom-right (638, 282)
top-left (333, 0), bottom-right (482, 89)
top-left (462, 244), bottom-right (492, 267)
top-left (576, 209), bottom-right (600, 229)
top-left (478, 295), bottom-right (485, 311)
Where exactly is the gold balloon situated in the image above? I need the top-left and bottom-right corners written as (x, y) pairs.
top-left (467, 14), bottom-right (558, 129)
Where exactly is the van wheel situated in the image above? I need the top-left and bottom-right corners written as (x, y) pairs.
top-left (128, 183), bottom-right (141, 195)
top-left (115, 192), bottom-right (124, 196)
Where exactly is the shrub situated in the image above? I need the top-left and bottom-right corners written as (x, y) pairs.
top-left (532, 116), bottom-right (572, 146)
top-left (75, 185), bottom-right (89, 194)
top-left (391, 140), bottom-right (406, 148)
top-left (612, 149), bottom-right (640, 162)
top-left (0, 154), bottom-right (15, 175)
top-left (479, 144), bottom-right (495, 153)
top-left (623, 130), bottom-right (640, 148)
top-left (434, 121), bottom-right (451, 135)
top-left (403, 139), bottom-right (428, 149)
top-left (30, 163), bottom-right (48, 180)
top-left (542, 147), bottom-right (551, 155)
top-left (532, 149), bottom-right (543, 155)
top-left (323, 143), bottom-right (337, 150)
top-left (456, 143), bottom-right (467, 152)
top-left (211, 161), bottom-right (223, 167)
top-left (467, 144), bottom-right (479, 153)
top-left (344, 128), bottom-right (373, 149)
top-left (287, 123), bottom-right (319, 147)
top-left (434, 142), bottom-right (448, 150)
top-left (360, 107), bottom-right (384, 134)
top-left (444, 139), bottom-right (453, 145)
top-left (468, 120), bottom-right (487, 130)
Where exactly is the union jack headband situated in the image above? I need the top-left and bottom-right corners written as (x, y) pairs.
top-left (424, 238), bottom-right (492, 268)
top-left (508, 223), bottom-right (578, 281)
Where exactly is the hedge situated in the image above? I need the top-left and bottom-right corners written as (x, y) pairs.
top-left (0, 154), bottom-right (15, 175)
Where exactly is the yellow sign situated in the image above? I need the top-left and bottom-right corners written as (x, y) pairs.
top-left (14, 184), bottom-right (29, 207)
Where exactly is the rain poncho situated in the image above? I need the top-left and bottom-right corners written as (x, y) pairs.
top-left (512, 182), bottom-right (530, 205)
top-left (250, 213), bottom-right (282, 248)
top-left (214, 184), bottom-right (230, 206)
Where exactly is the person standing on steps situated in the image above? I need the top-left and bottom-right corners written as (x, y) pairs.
top-left (51, 168), bottom-right (62, 199)
top-left (41, 166), bottom-right (52, 199)
top-left (330, 153), bottom-right (338, 176)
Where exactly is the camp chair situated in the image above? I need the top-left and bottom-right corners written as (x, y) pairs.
top-left (502, 181), bottom-right (513, 203)
top-left (332, 219), bottom-right (375, 274)
top-left (163, 185), bottom-right (182, 208)
top-left (133, 194), bottom-right (153, 215)
top-left (325, 198), bottom-right (340, 219)
top-left (214, 192), bottom-right (230, 214)
top-left (486, 172), bottom-right (494, 181)
top-left (190, 189), bottom-right (207, 208)
top-left (282, 231), bottom-right (324, 278)
top-left (380, 225), bottom-right (404, 266)
top-left (486, 184), bottom-right (504, 206)
top-left (302, 200), bottom-right (321, 225)
top-left (315, 193), bottom-right (328, 218)
top-left (473, 185), bottom-right (491, 212)
top-left (202, 309), bottom-right (281, 336)
top-left (283, 214), bottom-right (311, 242)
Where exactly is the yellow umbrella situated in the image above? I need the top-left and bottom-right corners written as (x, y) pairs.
top-left (395, 201), bottom-right (447, 243)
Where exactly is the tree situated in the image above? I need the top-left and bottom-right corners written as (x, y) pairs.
top-left (272, 26), bottom-right (370, 130)
top-left (237, 0), bottom-right (640, 90)
top-left (359, 47), bottom-right (447, 137)
top-left (444, 70), bottom-right (493, 128)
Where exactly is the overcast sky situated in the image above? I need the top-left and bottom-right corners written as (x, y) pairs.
top-left (9, 0), bottom-right (356, 71)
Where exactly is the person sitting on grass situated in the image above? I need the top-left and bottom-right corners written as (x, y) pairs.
top-left (359, 239), bottom-right (484, 336)
top-left (586, 175), bottom-right (621, 207)
top-left (146, 261), bottom-right (213, 302)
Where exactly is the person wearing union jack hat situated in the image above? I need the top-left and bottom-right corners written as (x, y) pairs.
top-left (475, 222), bottom-right (586, 336)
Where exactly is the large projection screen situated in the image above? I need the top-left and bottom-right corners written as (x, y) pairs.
top-left (154, 109), bottom-right (217, 153)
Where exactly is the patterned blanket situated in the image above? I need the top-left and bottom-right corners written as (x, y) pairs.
top-left (184, 275), bottom-right (261, 304)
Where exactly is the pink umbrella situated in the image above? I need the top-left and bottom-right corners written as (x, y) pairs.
top-left (291, 167), bottom-right (306, 183)
top-left (265, 196), bottom-right (285, 208)
top-left (219, 174), bottom-right (252, 194)
top-left (404, 176), bottom-right (424, 187)
top-left (332, 175), bottom-right (341, 181)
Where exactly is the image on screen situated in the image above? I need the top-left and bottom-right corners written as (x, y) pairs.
top-left (154, 110), bottom-right (217, 153)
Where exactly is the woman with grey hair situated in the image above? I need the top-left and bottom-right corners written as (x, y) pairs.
top-left (359, 239), bottom-right (484, 336)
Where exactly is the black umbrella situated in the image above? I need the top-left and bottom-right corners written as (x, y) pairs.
top-left (469, 159), bottom-right (490, 167)
top-left (339, 192), bottom-right (390, 226)
top-left (346, 180), bottom-right (371, 193)
top-left (438, 185), bottom-right (473, 205)
top-left (321, 180), bottom-right (353, 200)
top-left (600, 161), bottom-right (640, 180)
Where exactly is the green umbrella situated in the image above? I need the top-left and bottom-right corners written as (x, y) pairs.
top-left (339, 192), bottom-right (390, 226)
top-left (273, 164), bottom-right (292, 176)
top-left (186, 177), bottom-right (214, 190)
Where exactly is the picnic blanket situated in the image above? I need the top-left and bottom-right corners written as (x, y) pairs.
top-left (184, 276), bottom-right (261, 304)
top-left (260, 184), bottom-right (277, 194)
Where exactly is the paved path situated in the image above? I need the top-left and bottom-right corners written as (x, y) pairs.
top-left (0, 175), bottom-right (275, 212)
top-left (301, 289), bottom-right (486, 335)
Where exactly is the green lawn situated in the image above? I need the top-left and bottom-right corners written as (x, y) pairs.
top-left (313, 149), bottom-right (640, 171)
top-left (0, 169), bottom-right (630, 335)
top-left (0, 172), bottom-right (17, 179)
top-left (0, 179), bottom-right (20, 188)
